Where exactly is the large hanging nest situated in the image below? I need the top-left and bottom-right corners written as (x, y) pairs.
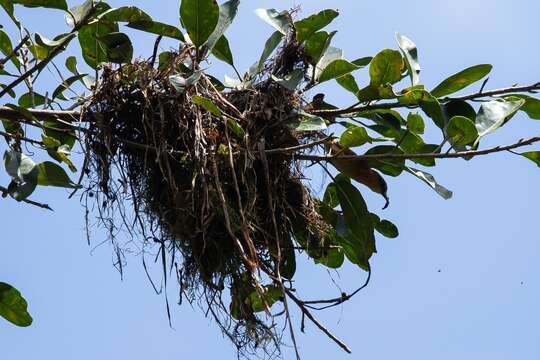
top-left (81, 32), bottom-right (331, 355)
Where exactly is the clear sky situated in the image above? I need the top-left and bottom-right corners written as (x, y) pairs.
top-left (1, 0), bottom-right (540, 359)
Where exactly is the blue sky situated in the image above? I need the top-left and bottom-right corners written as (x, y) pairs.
top-left (1, 0), bottom-right (540, 359)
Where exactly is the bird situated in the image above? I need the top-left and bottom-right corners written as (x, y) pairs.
top-left (304, 93), bottom-right (337, 123)
top-left (325, 138), bottom-right (390, 209)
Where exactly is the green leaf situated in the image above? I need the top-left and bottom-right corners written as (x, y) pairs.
top-left (304, 30), bottom-right (336, 66)
top-left (99, 6), bottom-right (152, 23)
top-left (369, 49), bottom-right (403, 86)
top-left (65, 0), bottom-right (93, 28)
top-left (18, 92), bottom-right (47, 108)
top-left (247, 31), bottom-right (283, 78)
top-left (371, 213), bottom-right (399, 239)
top-left (77, 3), bottom-right (118, 69)
top-left (169, 71), bottom-right (201, 93)
top-left (192, 95), bottom-right (221, 116)
top-left (126, 21), bottom-right (184, 41)
top-left (314, 46), bottom-right (342, 81)
top-left (334, 175), bottom-right (375, 268)
top-left (254, 8), bottom-right (290, 35)
top-left (431, 64), bottom-right (492, 98)
top-left (446, 116), bottom-right (478, 145)
top-left (336, 74), bottom-right (359, 95)
top-left (205, 0), bottom-right (239, 52)
top-left (521, 151), bottom-right (540, 167)
top-left (0, 29), bottom-right (21, 67)
top-left (35, 32), bottom-right (75, 48)
top-left (318, 59), bottom-right (359, 83)
top-left (365, 145), bottom-right (405, 177)
top-left (504, 94), bottom-right (540, 120)
top-left (247, 286), bottom-right (281, 313)
top-left (36, 161), bottom-right (79, 188)
top-left (407, 112), bottom-right (424, 134)
top-left (288, 115), bottom-right (327, 132)
top-left (3, 150), bottom-right (39, 200)
top-left (442, 99), bottom-right (477, 125)
top-left (339, 125), bottom-right (371, 148)
top-left (323, 183), bottom-right (339, 208)
top-left (406, 167), bottom-right (453, 200)
top-left (13, 0), bottom-right (67, 10)
top-left (294, 9), bottom-right (339, 43)
top-left (180, 0), bottom-right (220, 47)
top-left (227, 118), bottom-right (244, 138)
top-left (0, 282), bottom-right (32, 327)
top-left (96, 32), bottom-right (133, 64)
top-left (396, 33), bottom-right (420, 86)
top-left (211, 35), bottom-right (234, 66)
top-left (271, 69), bottom-right (304, 91)
top-left (475, 99), bottom-right (525, 137)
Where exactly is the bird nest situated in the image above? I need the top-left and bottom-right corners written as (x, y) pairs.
top-left (80, 42), bottom-right (331, 355)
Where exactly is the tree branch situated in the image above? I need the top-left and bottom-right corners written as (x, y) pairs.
top-left (310, 81), bottom-right (540, 117)
top-left (0, 106), bottom-right (80, 122)
top-left (0, 7), bottom-right (97, 99)
top-left (0, 186), bottom-right (53, 211)
top-left (291, 134), bottom-right (540, 162)
top-left (0, 34), bottom-right (30, 67)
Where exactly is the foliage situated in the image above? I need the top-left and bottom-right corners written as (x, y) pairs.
top-left (0, 0), bottom-right (539, 358)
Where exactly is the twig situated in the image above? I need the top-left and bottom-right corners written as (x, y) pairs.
top-left (0, 6), bottom-right (96, 99)
top-left (0, 185), bottom-right (53, 211)
top-left (0, 106), bottom-right (79, 122)
top-left (0, 130), bottom-right (44, 147)
top-left (290, 134), bottom-right (540, 162)
top-left (265, 135), bottom-right (332, 155)
top-left (285, 289), bottom-right (352, 354)
top-left (309, 81), bottom-right (540, 118)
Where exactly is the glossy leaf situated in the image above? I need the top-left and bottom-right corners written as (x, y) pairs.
top-left (0, 282), bottom-right (32, 327)
top-left (431, 64), bottom-right (492, 98)
top-left (13, 0), bottom-right (67, 10)
top-left (289, 115), bottom-right (327, 132)
top-left (475, 99), bottom-right (525, 137)
top-left (254, 8), bottom-right (290, 35)
top-left (192, 95), bottom-right (221, 116)
top-left (505, 94), bottom-right (540, 120)
top-left (446, 116), bottom-right (478, 145)
top-left (206, 0), bottom-right (239, 52)
top-left (211, 36), bottom-right (234, 66)
top-left (294, 9), bottom-right (339, 43)
top-left (271, 69), bottom-right (304, 91)
top-left (36, 161), bottom-right (78, 188)
top-left (521, 151), bottom-right (540, 167)
top-left (18, 92), bottom-right (47, 108)
top-left (247, 31), bottom-right (283, 79)
top-left (369, 49), bottom-right (403, 86)
top-left (77, 3), bottom-right (118, 68)
top-left (96, 32), bottom-right (133, 64)
top-left (371, 213), bottom-right (399, 239)
top-left (65, 0), bottom-right (93, 28)
top-left (318, 59), bottom-right (359, 83)
top-left (35, 32), bottom-right (75, 49)
top-left (0, 29), bottom-right (21, 67)
top-left (304, 30), bottom-right (336, 66)
top-left (336, 74), bottom-right (360, 95)
top-left (340, 125), bottom-right (371, 148)
top-left (3, 150), bottom-right (39, 200)
top-left (407, 112), bottom-right (424, 134)
top-left (314, 46), bottom-right (342, 81)
top-left (180, 0), bottom-right (219, 47)
top-left (169, 71), bottom-right (201, 93)
top-left (99, 6), bottom-right (152, 23)
top-left (334, 175), bottom-right (376, 267)
top-left (365, 145), bottom-right (405, 177)
top-left (396, 32), bottom-right (420, 85)
top-left (52, 74), bottom-right (86, 100)
top-left (406, 167), bottom-right (452, 199)
top-left (127, 21), bottom-right (184, 41)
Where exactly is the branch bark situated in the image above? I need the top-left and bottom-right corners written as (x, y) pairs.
top-left (310, 82), bottom-right (540, 118)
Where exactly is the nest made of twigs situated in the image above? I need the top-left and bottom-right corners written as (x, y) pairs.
top-left (80, 38), bottom-right (330, 356)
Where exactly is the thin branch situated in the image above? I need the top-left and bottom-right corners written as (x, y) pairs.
top-left (0, 106), bottom-right (79, 122)
top-left (310, 81), bottom-right (540, 118)
top-left (0, 7), bottom-right (96, 99)
top-left (265, 135), bottom-right (332, 155)
top-left (0, 34), bottom-right (29, 66)
top-left (0, 130), bottom-right (44, 147)
top-left (291, 134), bottom-right (540, 162)
top-left (285, 289), bottom-right (352, 354)
top-left (0, 186), bottom-right (53, 211)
